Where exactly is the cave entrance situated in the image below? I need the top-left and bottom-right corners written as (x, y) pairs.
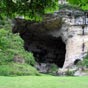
top-left (32, 36), bottom-right (66, 68)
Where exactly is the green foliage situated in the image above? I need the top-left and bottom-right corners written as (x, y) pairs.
top-left (0, 0), bottom-right (58, 20)
top-left (0, 28), bottom-right (36, 66)
top-left (67, 0), bottom-right (88, 10)
top-left (77, 55), bottom-right (88, 68)
top-left (65, 69), bottom-right (74, 76)
top-left (0, 22), bottom-right (39, 76)
top-left (0, 29), bottom-right (8, 49)
top-left (0, 76), bottom-right (88, 88)
top-left (48, 64), bottom-right (58, 75)
top-left (0, 0), bottom-right (88, 20)
top-left (0, 63), bottom-right (40, 76)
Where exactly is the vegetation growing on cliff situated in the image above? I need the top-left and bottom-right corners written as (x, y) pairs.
top-left (0, 21), bottom-right (40, 76)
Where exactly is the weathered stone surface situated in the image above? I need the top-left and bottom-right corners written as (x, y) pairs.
top-left (12, 15), bottom-right (66, 70)
top-left (61, 23), bottom-right (88, 69)
top-left (74, 67), bottom-right (88, 76)
top-left (12, 8), bottom-right (88, 73)
top-left (35, 63), bottom-right (51, 73)
top-left (13, 54), bottom-right (25, 64)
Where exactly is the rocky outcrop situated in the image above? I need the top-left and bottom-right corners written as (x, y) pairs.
top-left (61, 20), bottom-right (88, 69)
top-left (12, 16), bottom-right (66, 69)
top-left (13, 54), bottom-right (25, 64)
top-left (12, 8), bottom-right (88, 73)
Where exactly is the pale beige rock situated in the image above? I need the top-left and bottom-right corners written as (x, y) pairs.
top-left (49, 20), bottom-right (88, 69)
top-left (62, 26), bottom-right (88, 68)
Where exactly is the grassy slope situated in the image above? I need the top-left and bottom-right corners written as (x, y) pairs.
top-left (0, 25), bottom-right (38, 76)
top-left (0, 76), bottom-right (88, 88)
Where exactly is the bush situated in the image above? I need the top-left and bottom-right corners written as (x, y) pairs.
top-left (48, 64), bottom-right (58, 75)
top-left (77, 55), bottom-right (88, 68)
top-left (0, 22), bottom-right (38, 76)
top-left (0, 28), bottom-right (36, 66)
top-left (65, 69), bottom-right (74, 76)
top-left (0, 62), bottom-right (40, 76)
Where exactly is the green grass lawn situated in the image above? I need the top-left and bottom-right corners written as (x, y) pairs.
top-left (0, 76), bottom-right (88, 88)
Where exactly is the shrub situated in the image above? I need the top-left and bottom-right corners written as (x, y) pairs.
top-left (0, 62), bottom-right (40, 76)
top-left (77, 55), bottom-right (88, 68)
top-left (65, 69), bottom-right (74, 76)
top-left (0, 28), bottom-right (36, 65)
top-left (48, 64), bottom-right (58, 75)
top-left (0, 22), bottom-right (37, 76)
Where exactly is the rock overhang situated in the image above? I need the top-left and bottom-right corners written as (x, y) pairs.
top-left (12, 8), bottom-right (88, 71)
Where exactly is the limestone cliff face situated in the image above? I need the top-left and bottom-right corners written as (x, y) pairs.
top-left (49, 23), bottom-right (88, 69)
top-left (12, 9), bottom-right (88, 70)
top-left (61, 25), bottom-right (88, 68)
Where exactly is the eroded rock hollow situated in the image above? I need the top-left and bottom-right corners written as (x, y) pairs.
top-left (12, 9), bottom-right (88, 72)
top-left (12, 15), bottom-right (66, 69)
top-left (24, 36), bottom-right (66, 68)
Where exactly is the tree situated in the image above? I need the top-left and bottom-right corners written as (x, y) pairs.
top-left (67, 0), bottom-right (88, 10)
top-left (0, 0), bottom-right (88, 20)
top-left (0, 0), bottom-right (58, 20)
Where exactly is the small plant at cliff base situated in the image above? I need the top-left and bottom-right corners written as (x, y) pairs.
top-left (48, 64), bottom-right (58, 75)
top-left (77, 55), bottom-right (88, 68)
top-left (65, 69), bottom-right (74, 76)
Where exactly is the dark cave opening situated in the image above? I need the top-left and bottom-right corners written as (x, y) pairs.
top-left (74, 59), bottom-right (81, 65)
top-left (12, 18), bottom-right (66, 69)
top-left (24, 35), bottom-right (66, 68)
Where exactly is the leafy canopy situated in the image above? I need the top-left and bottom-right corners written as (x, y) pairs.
top-left (0, 0), bottom-right (58, 20)
top-left (67, 0), bottom-right (88, 10)
top-left (0, 0), bottom-right (88, 20)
